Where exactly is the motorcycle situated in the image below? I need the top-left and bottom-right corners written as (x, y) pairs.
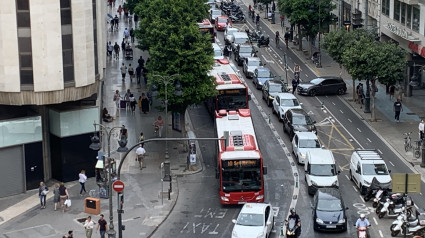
top-left (376, 192), bottom-right (404, 214)
top-left (357, 226), bottom-right (369, 238)
top-left (390, 213), bottom-right (425, 237)
top-left (257, 35), bottom-right (269, 47)
top-left (378, 197), bottom-right (414, 219)
top-left (245, 29), bottom-right (261, 42)
top-left (363, 177), bottom-right (392, 205)
top-left (229, 13), bottom-right (245, 23)
top-left (286, 218), bottom-right (299, 238)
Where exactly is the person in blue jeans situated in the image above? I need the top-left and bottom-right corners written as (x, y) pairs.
top-left (96, 214), bottom-right (107, 238)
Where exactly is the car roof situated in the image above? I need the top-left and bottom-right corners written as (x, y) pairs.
top-left (313, 76), bottom-right (343, 81)
top-left (217, 15), bottom-right (229, 19)
top-left (307, 149), bottom-right (335, 164)
top-left (239, 43), bottom-right (252, 48)
top-left (212, 43), bottom-right (221, 50)
top-left (266, 80), bottom-right (283, 86)
top-left (317, 187), bottom-right (342, 200)
top-left (288, 108), bottom-right (307, 115)
top-left (275, 92), bottom-right (296, 99)
top-left (255, 67), bottom-right (271, 73)
top-left (240, 203), bottom-right (270, 214)
top-left (246, 57), bottom-right (261, 62)
top-left (233, 32), bottom-right (248, 37)
top-left (295, 131), bottom-right (318, 140)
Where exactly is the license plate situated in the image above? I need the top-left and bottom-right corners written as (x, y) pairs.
top-left (326, 225), bottom-right (336, 229)
top-left (238, 202), bottom-right (246, 204)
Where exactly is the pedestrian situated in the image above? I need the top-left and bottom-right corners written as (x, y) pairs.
top-left (53, 183), bottom-right (60, 211)
top-left (153, 116), bottom-right (164, 137)
top-left (291, 75), bottom-right (299, 94)
top-left (396, 83), bottom-right (403, 102)
top-left (141, 93), bottom-right (149, 114)
top-left (128, 64), bottom-right (134, 82)
top-left (130, 28), bottom-right (135, 43)
top-left (113, 90), bottom-right (121, 115)
top-left (124, 89), bottom-right (131, 110)
top-left (147, 91), bottom-right (153, 106)
top-left (38, 181), bottom-right (48, 209)
top-left (138, 95), bottom-right (142, 110)
top-left (136, 65), bottom-right (142, 84)
top-left (113, 42), bottom-right (120, 59)
top-left (120, 125), bottom-right (128, 141)
top-left (113, 15), bottom-right (119, 30)
top-left (135, 145), bottom-right (146, 169)
top-left (284, 29), bottom-right (290, 49)
top-left (138, 132), bottom-right (145, 147)
top-left (357, 83), bottom-right (364, 108)
top-left (120, 63), bottom-right (127, 82)
top-left (107, 42), bottom-right (113, 57)
top-left (275, 31), bottom-right (280, 45)
top-left (280, 15), bottom-right (284, 27)
top-left (133, 14), bottom-right (138, 24)
top-left (389, 84), bottom-right (395, 100)
top-left (123, 28), bottom-right (130, 40)
top-left (129, 93), bottom-right (136, 113)
top-left (121, 39), bottom-right (126, 53)
top-left (138, 56), bottom-right (145, 67)
top-left (59, 182), bottom-right (69, 213)
top-left (83, 216), bottom-right (95, 238)
top-left (96, 214), bottom-right (107, 238)
top-left (117, 5), bottom-right (122, 16)
top-left (393, 98), bottom-right (403, 122)
top-left (419, 120), bottom-right (425, 141)
top-left (67, 230), bottom-right (74, 238)
top-left (79, 169), bottom-right (87, 196)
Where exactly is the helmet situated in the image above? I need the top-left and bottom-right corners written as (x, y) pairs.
top-left (360, 214), bottom-right (365, 218)
top-left (290, 208), bottom-right (296, 214)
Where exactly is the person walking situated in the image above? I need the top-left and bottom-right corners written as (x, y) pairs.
top-left (79, 170), bottom-right (87, 196)
top-left (136, 65), bottom-right (142, 84)
top-left (130, 28), bottom-right (135, 43)
top-left (124, 89), bottom-right (131, 110)
top-left (135, 145), bottom-right (146, 170)
top-left (107, 42), bottom-right (113, 57)
top-left (129, 93), bottom-right (136, 113)
top-left (59, 182), bottom-right (69, 212)
top-left (153, 116), bottom-right (164, 137)
top-left (284, 29), bottom-right (290, 49)
top-left (113, 90), bottom-right (121, 116)
top-left (393, 98), bottom-right (403, 122)
top-left (419, 120), bottom-right (424, 141)
top-left (120, 125), bottom-right (128, 141)
top-left (291, 75), bottom-right (299, 94)
top-left (120, 63), bottom-right (127, 82)
top-left (96, 214), bottom-right (107, 238)
top-left (389, 84), bottom-right (395, 101)
top-left (141, 93), bottom-right (149, 114)
top-left (293, 64), bottom-right (301, 78)
top-left (128, 64), bottom-right (134, 82)
top-left (357, 83), bottom-right (364, 108)
top-left (138, 132), bottom-right (145, 147)
top-left (113, 42), bottom-right (120, 59)
top-left (38, 182), bottom-right (48, 209)
top-left (121, 39), bottom-right (126, 54)
top-left (83, 216), bottom-right (95, 238)
top-left (53, 183), bottom-right (60, 211)
top-left (138, 56), bottom-right (145, 67)
top-left (117, 5), bottom-right (122, 16)
top-left (123, 28), bottom-right (130, 40)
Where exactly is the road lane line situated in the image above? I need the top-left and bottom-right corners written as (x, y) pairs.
top-left (373, 217), bottom-right (378, 225)
top-left (357, 128), bottom-right (361, 132)
top-left (339, 110), bottom-right (343, 114)
top-left (379, 230), bottom-right (383, 237)
top-left (345, 175), bottom-right (350, 181)
top-left (360, 195), bottom-right (365, 203)
top-left (348, 118), bottom-right (352, 123)
top-left (366, 138), bottom-right (371, 142)
top-left (353, 186), bottom-right (358, 193)
top-left (332, 102), bottom-right (335, 105)
top-left (377, 149), bottom-right (383, 154)
top-left (389, 161), bottom-right (395, 166)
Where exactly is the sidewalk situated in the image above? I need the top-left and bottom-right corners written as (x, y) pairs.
top-left (0, 4), bottom-right (203, 238)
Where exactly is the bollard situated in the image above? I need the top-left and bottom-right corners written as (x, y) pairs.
top-left (169, 179), bottom-right (172, 193)
top-left (421, 145), bottom-right (425, 167)
top-left (163, 160), bottom-right (171, 181)
top-left (168, 189), bottom-right (171, 200)
top-left (280, 221), bottom-right (284, 236)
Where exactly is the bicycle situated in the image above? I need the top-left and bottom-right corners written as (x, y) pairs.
top-left (404, 132), bottom-right (412, 152)
top-left (414, 139), bottom-right (422, 158)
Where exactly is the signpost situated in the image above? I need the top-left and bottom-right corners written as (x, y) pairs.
top-left (112, 180), bottom-right (125, 193)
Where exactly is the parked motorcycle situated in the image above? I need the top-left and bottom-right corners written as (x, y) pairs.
top-left (390, 212), bottom-right (425, 237)
top-left (286, 218), bottom-right (299, 238)
top-left (376, 192), bottom-right (404, 214)
top-left (245, 29), bottom-right (261, 42)
top-left (378, 197), bottom-right (414, 219)
top-left (229, 13), bottom-right (245, 23)
top-left (257, 35), bottom-right (269, 47)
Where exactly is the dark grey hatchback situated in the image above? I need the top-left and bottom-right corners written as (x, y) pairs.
top-left (312, 188), bottom-right (348, 232)
top-left (297, 76), bottom-right (346, 96)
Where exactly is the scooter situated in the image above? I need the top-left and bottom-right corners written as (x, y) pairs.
top-left (357, 226), bottom-right (368, 238)
top-left (376, 193), bottom-right (404, 214)
top-left (229, 14), bottom-right (245, 23)
top-left (390, 213), bottom-right (420, 233)
top-left (257, 35), bottom-right (269, 47)
top-left (391, 219), bottom-right (425, 237)
top-left (378, 198), bottom-right (413, 219)
top-left (286, 218), bottom-right (299, 238)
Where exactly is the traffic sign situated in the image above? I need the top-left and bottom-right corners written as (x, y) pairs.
top-left (112, 180), bottom-right (125, 192)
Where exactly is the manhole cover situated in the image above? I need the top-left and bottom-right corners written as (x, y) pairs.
top-left (406, 113), bottom-right (416, 115)
top-left (76, 217), bottom-right (87, 223)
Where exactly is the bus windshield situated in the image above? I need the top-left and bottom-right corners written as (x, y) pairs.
top-left (221, 160), bottom-right (261, 192)
top-left (217, 89), bottom-right (247, 111)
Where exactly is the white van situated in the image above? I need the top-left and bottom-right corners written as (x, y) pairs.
top-left (305, 149), bottom-right (340, 195)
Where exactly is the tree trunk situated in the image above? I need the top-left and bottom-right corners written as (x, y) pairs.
top-left (371, 79), bottom-right (376, 121)
top-left (298, 24), bottom-right (302, 51)
top-left (352, 79), bottom-right (356, 101)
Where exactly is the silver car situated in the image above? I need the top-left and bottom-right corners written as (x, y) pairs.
top-left (292, 132), bottom-right (323, 164)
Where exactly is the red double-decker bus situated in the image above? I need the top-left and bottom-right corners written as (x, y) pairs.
top-left (206, 60), bottom-right (250, 115)
top-left (215, 109), bottom-right (266, 204)
top-left (198, 19), bottom-right (215, 42)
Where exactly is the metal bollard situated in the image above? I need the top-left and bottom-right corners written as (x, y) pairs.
top-left (169, 179), bottom-right (172, 193)
top-left (280, 221), bottom-right (284, 236)
top-left (168, 189), bottom-right (171, 200)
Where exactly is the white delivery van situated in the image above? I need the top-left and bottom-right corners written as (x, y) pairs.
top-left (305, 149), bottom-right (340, 195)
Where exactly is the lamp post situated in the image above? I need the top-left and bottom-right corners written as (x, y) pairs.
top-left (152, 74), bottom-right (180, 160)
top-left (89, 123), bottom-right (128, 238)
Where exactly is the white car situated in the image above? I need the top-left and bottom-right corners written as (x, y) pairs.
top-left (272, 93), bottom-right (302, 121)
top-left (232, 203), bottom-right (274, 238)
top-left (212, 43), bottom-right (224, 60)
top-left (242, 57), bottom-right (262, 78)
top-left (292, 132), bottom-right (322, 164)
top-left (225, 27), bottom-right (239, 45)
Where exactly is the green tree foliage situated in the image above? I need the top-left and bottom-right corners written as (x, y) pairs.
top-left (133, 0), bottom-right (216, 114)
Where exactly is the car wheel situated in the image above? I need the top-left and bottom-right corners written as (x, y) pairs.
top-left (278, 113), bottom-right (282, 121)
top-left (360, 184), bottom-right (366, 195)
top-left (349, 170), bottom-right (353, 181)
top-left (309, 89), bottom-right (317, 96)
top-left (267, 98), bottom-right (272, 107)
top-left (272, 106), bottom-right (276, 114)
top-left (283, 125), bottom-right (287, 134)
top-left (337, 88), bottom-right (345, 95)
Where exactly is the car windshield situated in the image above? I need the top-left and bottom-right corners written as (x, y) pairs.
top-left (269, 84), bottom-right (283, 93)
top-left (292, 115), bottom-right (312, 125)
top-left (217, 18), bottom-right (228, 23)
top-left (239, 47), bottom-right (252, 53)
top-left (299, 139), bottom-right (320, 148)
top-left (226, 29), bottom-right (238, 36)
top-left (257, 71), bottom-right (272, 78)
top-left (310, 164), bottom-right (337, 176)
top-left (362, 164), bottom-right (389, 175)
top-left (247, 60), bottom-right (260, 67)
top-left (280, 99), bottom-right (299, 107)
top-left (310, 78), bottom-right (324, 85)
top-left (317, 198), bottom-right (343, 211)
top-left (237, 213), bottom-right (263, 226)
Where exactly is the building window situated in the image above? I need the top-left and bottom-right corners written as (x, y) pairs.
top-left (394, 0), bottom-right (400, 22)
top-left (400, 3), bottom-right (406, 24)
top-left (413, 6), bottom-right (419, 32)
top-left (16, 0), bottom-right (33, 86)
top-left (382, 0), bottom-right (390, 16)
top-left (60, 0), bottom-right (74, 84)
top-left (92, 0), bottom-right (98, 75)
top-left (406, 5), bottom-right (412, 29)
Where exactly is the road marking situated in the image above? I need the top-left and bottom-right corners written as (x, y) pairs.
top-left (339, 110), bottom-right (343, 114)
top-left (261, 55), bottom-right (274, 64)
top-left (373, 217), bottom-right (378, 225)
top-left (389, 161), bottom-right (395, 166)
top-left (360, 195), bottom-right (365, 203)
top-left (353, 186), bottom-right (358, 193)
top-left (379, 230), bottom-right (383, 237)
top-left (348, 118), bottom-right (352, 123)
top-left (345, 174), bottom-right (350, 180)
top-left (332, 102), bottom-right (335, 105)
top-left (357, 128), bottom-right (361, 132)
top-left (377, 149), bottom-right (383, 154)
top-left (415, 203), bottom-right (419, 209)
top-left (366, 138), bottom-right (371, 142)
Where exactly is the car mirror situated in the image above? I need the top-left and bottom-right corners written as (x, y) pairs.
top-left (389, 170), bottom-right (391, 173)
top-left (300, 103), bottom-right (303, 105)
top-left (232, 219), bottom-right (237, 224)
top-left (337, 171), bottom-right (341, 174)
top-left (266, 221), bottom-right (272, 225)
top-left (248, 94), bottom-right (252, 101)
top-left (355, 169), bottom-right (360, 174)
top-left (346, 207), bottom-right (349, 210)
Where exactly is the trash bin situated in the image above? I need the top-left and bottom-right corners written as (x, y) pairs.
top-left (85, 197), bottom-right (101, 215)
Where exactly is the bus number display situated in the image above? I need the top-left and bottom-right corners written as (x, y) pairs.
top-left (223, 160), bottom-right (259, 168)
top-left (219, 89), bottom-right (245, 95)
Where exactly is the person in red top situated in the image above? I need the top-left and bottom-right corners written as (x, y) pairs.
top-left (96, 214), bottom-right (107, 238)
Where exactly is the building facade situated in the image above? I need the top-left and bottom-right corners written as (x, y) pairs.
top-left (0, 0), bottom-right (106, 197)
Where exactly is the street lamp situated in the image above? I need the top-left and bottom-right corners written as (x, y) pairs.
top-left (151, 74), bottom-right (181, 160)
top-left (89, 123), bottom-right (128, 238)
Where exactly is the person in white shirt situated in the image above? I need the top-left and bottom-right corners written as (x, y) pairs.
top-left (419, 120), bottom-right (425, 141)
top-left (79, 170), bottom-right (87, 196)
top-left (136, 145), bottom-right (146, 170)
top-left (83, 216), bottom-right (95, 238)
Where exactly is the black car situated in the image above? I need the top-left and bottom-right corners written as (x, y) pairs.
top-left (312, 188), bottom-right (348, 232)
top-left (283, 108), bottom-right (316, 139)
top-left (297, 76), bottom-right (347, 96)
top-left (234, 44), bottom-right (254, 66)
top-left (262, 80), bottom-right (288, 107)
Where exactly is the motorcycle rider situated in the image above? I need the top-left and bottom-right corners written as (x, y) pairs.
top-left (355, 214), bottom-right (371, 237)
top-left (255, 13), bottom-right (260, 26)
top-left (285, 208), bottom-right (301, 237)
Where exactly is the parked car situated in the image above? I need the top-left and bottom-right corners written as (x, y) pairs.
top-left (292, 132), bottom-right (322, 165)
top-left (215, 15), bottom-right (230, 31)
top-left (242, 57), bottom-right (262, 78)
top-left (272, 93), bottom-right (302, 121)
top-left (231, 203), bottom-right (274, 238)
top-left (210, 9), bottom-right (222, 24)
top-left (312, 188), bottom-right (348, 232)
top-left (224, 27), bottom-right (239, 46)
top-left (212, 43), bottom-right (224, 60)
top-left (297, 76), bottom-right (347, 96)
top-left (253, 67), bottom-right (274, 89)
top-left (234, 44), bottom-right (254, 66)
top-left (283, 108), bottom-right (316, 139)
top-left (262, 80), bottom-right (288, 107)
